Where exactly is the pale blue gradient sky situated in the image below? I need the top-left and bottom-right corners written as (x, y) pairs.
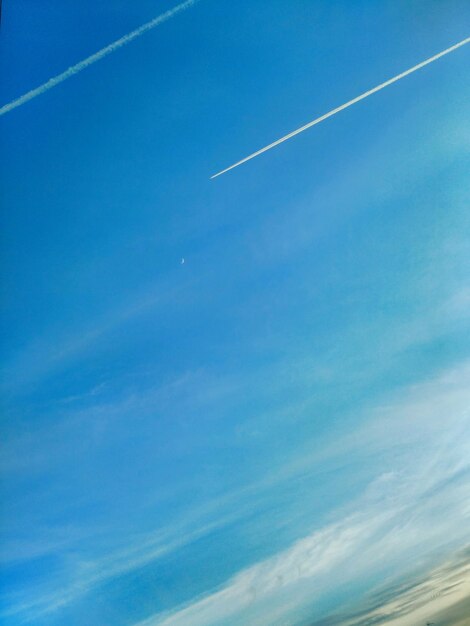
top-left (1, 2), bottom-right (470, 625)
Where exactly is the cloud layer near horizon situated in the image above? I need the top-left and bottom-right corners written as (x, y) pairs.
top-left (126, 361), bottom-right (470, 626)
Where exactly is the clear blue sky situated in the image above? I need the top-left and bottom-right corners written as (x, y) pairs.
top-left (1, 2), bottom-right (470, 625)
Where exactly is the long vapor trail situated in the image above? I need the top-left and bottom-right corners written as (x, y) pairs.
top-left (211, 36), bottom-right (470, 179)
top-left (0, 0), bottom-right (199, 117)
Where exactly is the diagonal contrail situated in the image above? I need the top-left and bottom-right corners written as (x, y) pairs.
top-left (211, 36), bottom-right (470, 179)
top-left (0, 0), bottom-right (200, 117)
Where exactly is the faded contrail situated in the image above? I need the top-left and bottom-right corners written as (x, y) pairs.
top-left (211, 36), bottom-right (470, 179)
top-left (0, 0), bottom-right (199, 117)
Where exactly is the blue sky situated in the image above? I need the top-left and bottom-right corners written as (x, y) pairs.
top-left (1, 2), bottom-right (470, 625)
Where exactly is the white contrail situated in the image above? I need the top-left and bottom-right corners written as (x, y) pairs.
top-left (211, 36), bottom-right (470, 179)
top-left (0, 0), bottom-right (200, 117)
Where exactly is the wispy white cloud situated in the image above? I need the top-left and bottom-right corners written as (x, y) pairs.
top-left (0, 514), bottom-right (236, 623)
top-left (0, 0), bottom-right (200, 117)
top-left (130, 361), bottom-right (470, 626)
top-left (134, 513), bottom-right (389, 626)
top-left (135, 492), bottom-right (469, 626)
top-left (2, 358), bottom-right (469, 624)
top-left (2, 353), bottom-right (469, 623)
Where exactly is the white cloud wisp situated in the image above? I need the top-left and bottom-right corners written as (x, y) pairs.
top-left (129, 361), bottom-right (470, 626)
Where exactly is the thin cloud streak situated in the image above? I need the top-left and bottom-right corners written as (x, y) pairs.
top-left (0, 0), bottom-right (200, 117)
top-left (211, 36), bottom-right (470, 179)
